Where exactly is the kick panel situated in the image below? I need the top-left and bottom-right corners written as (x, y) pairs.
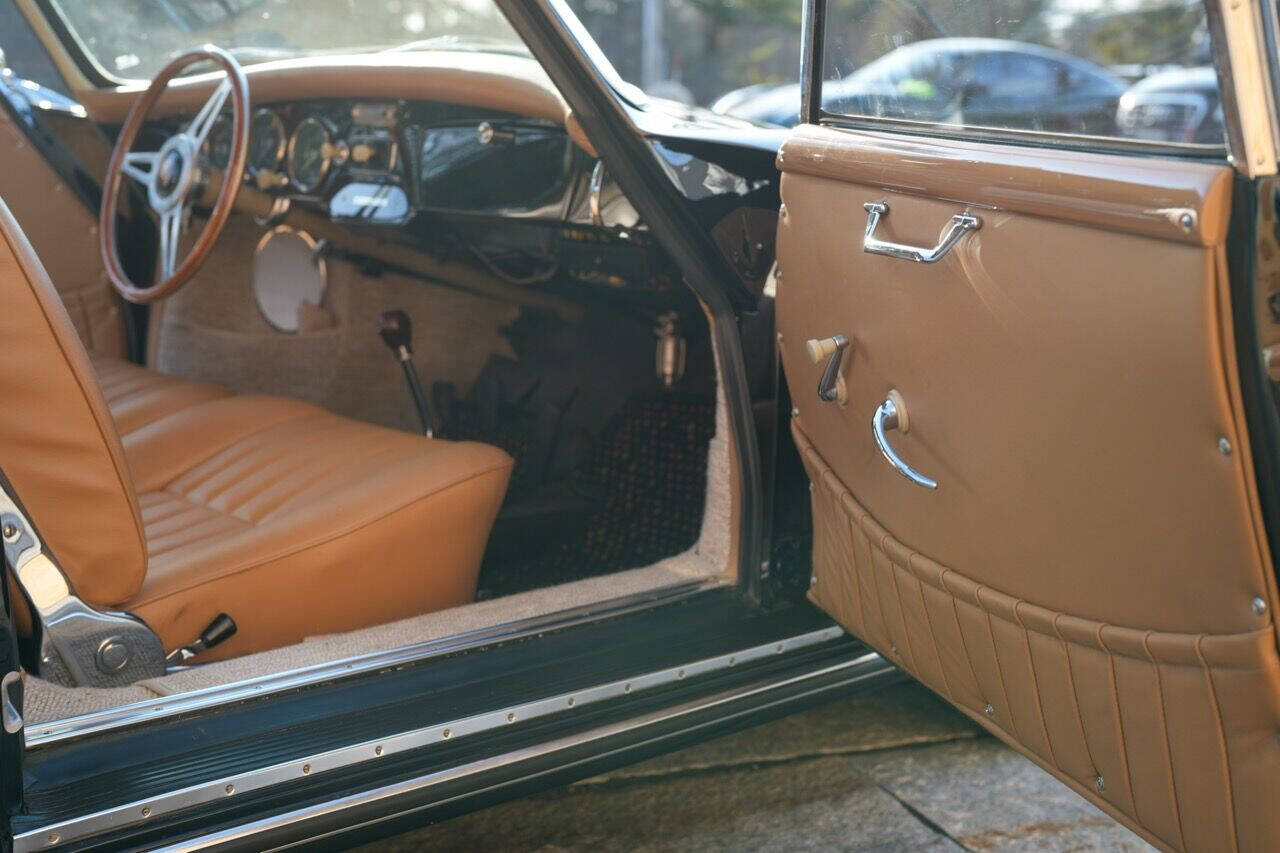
top-left (776, 124), bottom-right (1280, 852)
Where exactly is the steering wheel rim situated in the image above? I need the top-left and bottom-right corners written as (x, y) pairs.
top-left (100, 46), bottom-right (250, 304)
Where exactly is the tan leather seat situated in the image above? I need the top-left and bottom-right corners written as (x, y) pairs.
top-left (0, 198), bottom-right (513, 661)
top-left (91, 354), bottom-right (232, 435)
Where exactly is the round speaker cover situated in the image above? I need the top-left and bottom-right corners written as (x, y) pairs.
top-left (253, 226), bottom-right (327, 333)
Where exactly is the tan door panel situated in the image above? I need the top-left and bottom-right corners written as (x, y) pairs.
top-left (776, 124), bottom-right (1280, 852)
top-left (0, 106), bottom-right (125, 357)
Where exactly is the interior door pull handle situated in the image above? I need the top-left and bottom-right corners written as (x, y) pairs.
top-left (872, 390), bottom-right (938, 490)
top-left (863, 202), bottom-right (980, 264)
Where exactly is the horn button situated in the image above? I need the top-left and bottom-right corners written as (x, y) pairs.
top-left (148, 135), bottom-right (197, 211)
top-left (156, 149), bottom-right (184, 196)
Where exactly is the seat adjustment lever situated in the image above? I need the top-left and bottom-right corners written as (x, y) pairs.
top-left (165, 613), bottom-right (236, 667)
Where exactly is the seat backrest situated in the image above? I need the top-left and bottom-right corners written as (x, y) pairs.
top-left (0, 197), bottom-right (146, 606)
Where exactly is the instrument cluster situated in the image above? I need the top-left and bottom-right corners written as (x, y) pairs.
top-left (197, 99), bottom-right (583, 225)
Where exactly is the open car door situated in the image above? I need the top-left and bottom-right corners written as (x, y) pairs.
top-left (776, 2), bottom-right (1280, 850)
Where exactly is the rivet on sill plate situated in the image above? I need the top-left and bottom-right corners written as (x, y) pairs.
top-left (442, 728), bottom-right (452, 739)
top-left (1178, 212), bottom-right (1195, 232)
top-left (508, 712), bottom-right (516, 722)
top-left (678, 669), bottom-right (685, 679)
top-left (141, 807), bottom-right (151, 817)
top-left (375, 745), bottom-right (384, 755)
top-left (302, 764), bottom-right (311, 774)
top-left (728, 656), bottom-right (736, 666)
top-left (225, 784), bottom-right (234, 795)
top-left (47, 833), bottom-right (59, 845)
top-left (567, 697), bottom-right (576, 706)
top-left (624, 682), bottom-right (632, 693)
top-left (983, 704), bottom-right (994, 716)
top-left (1253, 597), bottom-right (1268, 616)
top-left (1219, 436), bottom-right (1233, 455)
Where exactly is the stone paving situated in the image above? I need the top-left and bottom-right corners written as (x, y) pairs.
top-left (357, 681), bottom-right (1154, 851)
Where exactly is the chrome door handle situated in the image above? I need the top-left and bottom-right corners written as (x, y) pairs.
top-left (862, 202), bottom-right (980, 264)
top-left (872, 391), bottom-right (937, 490)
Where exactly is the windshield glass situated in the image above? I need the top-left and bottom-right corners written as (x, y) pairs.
top-left (48, 0), bottom-right (527, 81)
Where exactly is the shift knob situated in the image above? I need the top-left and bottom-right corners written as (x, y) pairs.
top-left (378, 309), bottom-right (413, 359)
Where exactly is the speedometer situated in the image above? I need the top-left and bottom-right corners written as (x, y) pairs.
top-left (249, 109), bottom-right (286, 171)
top-left (287, 117), bottom-right (333, 194)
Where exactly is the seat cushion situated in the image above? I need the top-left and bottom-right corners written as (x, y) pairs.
top-left (92, 355), bottom-right (231, 436)
top-left (117, 393), bottom-right (513, 660)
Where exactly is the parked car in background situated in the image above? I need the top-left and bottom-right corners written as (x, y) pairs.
top-left (717, 38), bottom-right (1125, 135)
top-left (1117, 65), bottom-right (1223, 145)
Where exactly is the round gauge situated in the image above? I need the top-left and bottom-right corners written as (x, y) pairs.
top-left (287, 117), bottom-right (333, 193)
top-left (249, 109), bottom-right (286, 171)
top-left (201, 116), bottom-right (233, 169)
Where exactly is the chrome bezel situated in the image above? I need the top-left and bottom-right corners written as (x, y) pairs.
top-left (287, 115), bottom-right (333, 193)
top-left (249, 108), bottom-right (287, 170)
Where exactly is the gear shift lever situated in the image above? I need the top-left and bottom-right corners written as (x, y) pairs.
top-left (378, 309), bottom-right (440, 438)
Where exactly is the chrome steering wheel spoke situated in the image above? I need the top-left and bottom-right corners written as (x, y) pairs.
top-left (187, 78), bottom-right (231, 146)
top-left (158, 207), bottom-right (183, 279)
top-left (121, 150), bottom-right (158, 186)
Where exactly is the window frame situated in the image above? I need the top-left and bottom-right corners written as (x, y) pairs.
top-left (799, 0), bottom-right (1240, 161)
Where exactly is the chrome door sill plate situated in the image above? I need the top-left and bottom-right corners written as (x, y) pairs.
top-left (27, 577), bottom-right (721, 747)
top-left (15, 627), bottom-right (859, 852)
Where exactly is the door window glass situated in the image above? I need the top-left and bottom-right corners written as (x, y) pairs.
top-left (821, 0), bottom-right (1223, 149)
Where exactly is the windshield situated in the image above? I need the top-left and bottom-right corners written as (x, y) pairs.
top-left (47, 0), bottom-right (527, 81)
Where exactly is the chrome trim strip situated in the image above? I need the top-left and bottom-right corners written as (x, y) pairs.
top-left (153, 651), bottom-right (890, 853)
top-left (26, 577), bottom-right (722, 747)
top-left (15, 627), bottom-right (852, 851)
top-left (1205, 0), bottom-right (1279, 175)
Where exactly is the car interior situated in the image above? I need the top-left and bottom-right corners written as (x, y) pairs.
top-left (0, 31), bottom-right (752, 727)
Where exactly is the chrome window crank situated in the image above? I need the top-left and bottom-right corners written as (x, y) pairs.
top-left (872, 390), bottom-right (937, 490)
top-left (805, 334), bottom-right (850, 404)
top-left (863, 202), bottom-right (980, 264)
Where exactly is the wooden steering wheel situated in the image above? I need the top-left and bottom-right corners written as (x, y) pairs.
top-left (100, 47), bottom-right (250, 304)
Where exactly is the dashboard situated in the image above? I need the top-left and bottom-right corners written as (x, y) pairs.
top-left (195, 99), bottom-right (604, 227)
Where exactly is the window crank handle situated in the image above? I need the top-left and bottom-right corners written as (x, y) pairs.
top-left (805, 334), bottom-right (850, 404)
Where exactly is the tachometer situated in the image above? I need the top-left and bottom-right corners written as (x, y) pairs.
top-left (287, 116), bottom-right (333, 193)
top-left (249, 109), bottom-right (286, 171)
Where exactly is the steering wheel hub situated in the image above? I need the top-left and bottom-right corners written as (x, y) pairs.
top-left (150, 136), bottom-right (197, 210)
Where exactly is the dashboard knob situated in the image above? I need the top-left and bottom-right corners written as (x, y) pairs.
top-left (476, 121), bottom-right (516, 145)
top-left (351, 142), bottom-right (375, 164)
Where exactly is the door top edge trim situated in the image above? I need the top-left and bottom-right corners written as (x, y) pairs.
top-left (778, 123), bottom-right (1233, 247)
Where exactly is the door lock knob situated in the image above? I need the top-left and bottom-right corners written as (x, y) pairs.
top-left (805, 335), bottom-right (850, 404)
